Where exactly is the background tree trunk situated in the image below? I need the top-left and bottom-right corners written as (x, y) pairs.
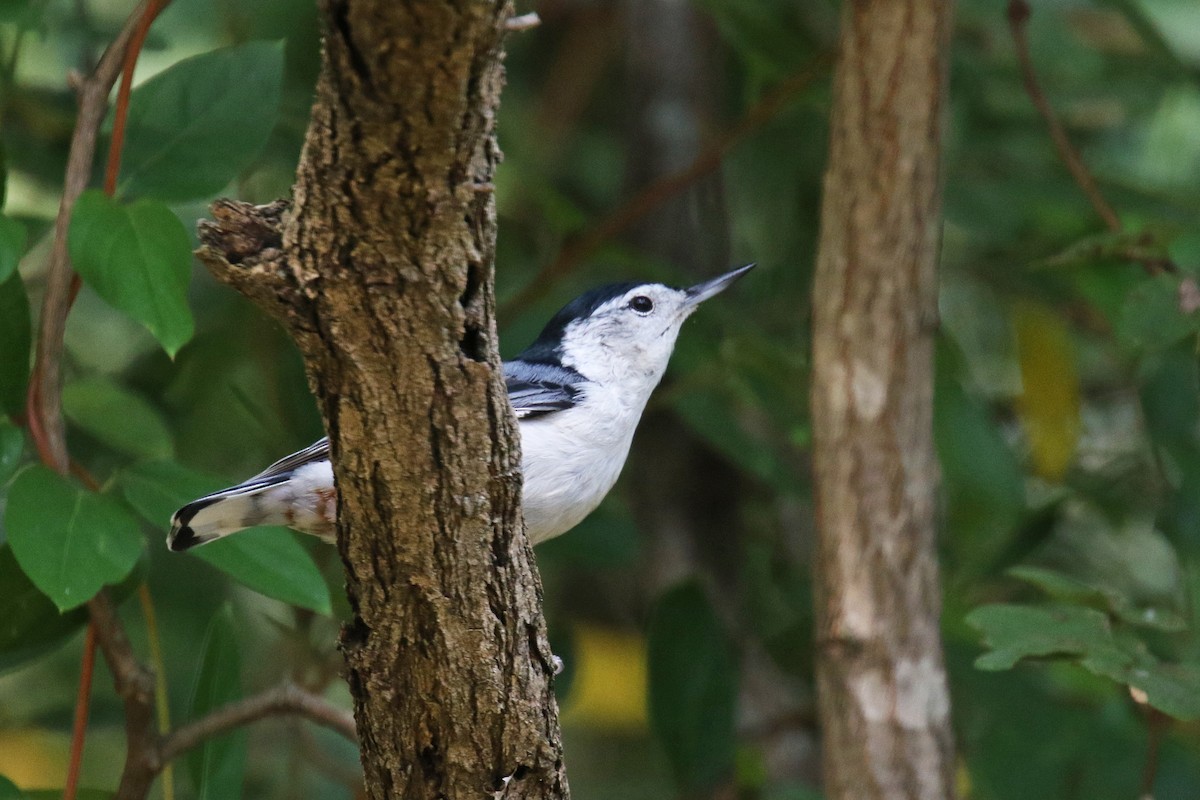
top-left (198, 1), bottom-right (570, 798)
top-left (809, 0), bottom-right (957, 798)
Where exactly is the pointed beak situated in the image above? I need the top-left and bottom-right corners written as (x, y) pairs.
top-left (684, 263), bottom-right (756, 308)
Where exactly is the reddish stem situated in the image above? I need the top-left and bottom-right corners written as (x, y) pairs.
top-left (47, 4), bottom-right (169, 799)
top-left (25, 380), bottom-right (52, 465)
top-left (1006, 0), bottom-right (1121, 233)
top-left (70, 458), bottom-right (101, 491)
top-left (104, 0), bottom-right (165, 195)
top-left (63, 623), bottom-right (97, 800)
top-left (1139, 707), bottom-right (1170, 799)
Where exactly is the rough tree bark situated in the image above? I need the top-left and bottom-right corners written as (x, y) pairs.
top-left (196, 2), bottom-right (570, 799)
top-left (809, 0), bottom-right (957, 799)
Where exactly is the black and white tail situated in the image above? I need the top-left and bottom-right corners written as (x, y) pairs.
top-left (167, 438), bottom-right (336, 551)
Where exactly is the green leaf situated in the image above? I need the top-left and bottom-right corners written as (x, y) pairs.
top-left (0, 420), bottom-right (23, 485)
top-left (1116, 273), bottom-right (1200, 352)
top-left (121, 461), bottom-right (332, 614)
top-left (1136, 345), bottom-right (1200, 557)
top-left (0, 0), bottom-right (44, 26)
top-left (1052, 634), bottom-right (1200, 721)
top-left (117, 41), bottom-right (285, 202)
top-left (62, 377), bottom-right (173, 459)
top-left (1007, 566), bottom-right (1186, 633)
top-left (5, 465), bottom-right (144, 611)
top-left (0, 215), bottom-right (25, 283)
top-left (1040, 229), bottom-right (1165, 270)
top-left (1168, 230), bottom-right (1200, 272)
top-left (1006, 565), bottom-right (1113, 605)
top-left (24, 791), bottom-right (111, 800)
top-left (67, 190), bottom-right (194, 357)
top-left (0, 772), bottom-right (29, 799)
top-left (193, 530), bottom-right (332, 615)
top-left (0, 544), bottom-right (88, 674)
top-left (647, 581), bottom-right (737, 793)
top-left (1125, 663), bottom-right (1200, 720)
top-left (188, 604), bottom-right (245, 800)
top-left (965, 603), bottom-right (1129, 672)
top-left (741, 539), bottom-right (812, 678)
top-left (1072, 261), bottom-right (1145, 326)
top-left (1139, 343), bottom-right (1200, 464)
top-left (120, 459), bottom-right (221, 525)
top-left (935, 341), bottom-right (1025, 569)
top-left (0, 272), bottom-right (30, 417)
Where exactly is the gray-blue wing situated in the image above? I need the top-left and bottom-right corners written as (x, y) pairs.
top-left (235, 362), bottom-right (576, 480)
top-left (504, 360), bottom-right (584, 419)
top-left (248, 437), bottom-right (330, 481)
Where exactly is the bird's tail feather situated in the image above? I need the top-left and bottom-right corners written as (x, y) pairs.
top-left (168, 478), bottom-right (288, 551)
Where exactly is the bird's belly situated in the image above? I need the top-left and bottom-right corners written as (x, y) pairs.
top-left (265, 460), bottom-right (338, 540)
top-left (519, 414), bottom-right (633, 545)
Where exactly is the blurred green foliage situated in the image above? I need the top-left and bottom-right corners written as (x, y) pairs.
top-left (647, 582), bottom-right (737, 792)
top-left (1, 0), bottom-right (1200, 798)
top-left (187, 605), bottom-right (245, 800)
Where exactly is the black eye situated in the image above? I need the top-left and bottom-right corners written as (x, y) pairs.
top-left (629, 295), bottom-right (654, 314)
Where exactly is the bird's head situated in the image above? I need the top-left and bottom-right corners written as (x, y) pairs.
top-left (517, 263), bottom-right (755, 389)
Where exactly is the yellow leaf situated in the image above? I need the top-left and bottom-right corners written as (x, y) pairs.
top-left (0, 729), bottom-right (68, 788)
top-left (956, 757), bottom-right (973, 798)
top-left (561, 624), bottom-right (647, 730)
top-left (1014, 303), bottom-right (1080, 482)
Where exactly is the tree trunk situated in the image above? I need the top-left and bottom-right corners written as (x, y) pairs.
top-left (196, 2), bottom-right (570, 799)
top-left (809, 0), bottom-right (956, 798)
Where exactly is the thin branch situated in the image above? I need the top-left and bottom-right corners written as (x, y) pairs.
top-left (92, 590), bottom-right (357, 795)
top-left (27, 0), bottom-right (153, 472)
top-left (499, 53), bottom-right (832, 318)
top-left (22, 4), bottom-right (169, 798)
top-left (22, 3), bottom-right (161, 798)
top-left (88, 591), bottom-right (155, 699)
top-left (160, 682), bottom-right (358, 763)
top-left (104, 0), bottom-right (163, 194)
top-left (63, 624), bottom-right (97, 800)
top-left (87, 591), bottom-right (162, 800)
top-left (1006, 0), bottom-right (1121, 233)
top-left (1138, 706), bottom-right (1170, 800)
top-left (1007, 0), bottom-right (1178, 278)
top-left (16, 3), bottom-right (355, 798)
top-left (138, 584), bottom-right (175, 800)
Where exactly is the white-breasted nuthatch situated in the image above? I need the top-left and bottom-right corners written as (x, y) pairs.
top-left (167, 263), bottom-right (755, 552)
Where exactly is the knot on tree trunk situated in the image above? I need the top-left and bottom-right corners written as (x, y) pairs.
top-left (195, 198), bottom-right (312, 328)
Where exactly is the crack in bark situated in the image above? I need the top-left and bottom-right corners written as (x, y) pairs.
top-left (329, 0), bottom-right (377, 98)
top-left (199, 3), bottom-right (568, 797)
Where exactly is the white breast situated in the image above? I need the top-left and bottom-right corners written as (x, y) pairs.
top-left (518, 383), bottom-right (644, 544)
